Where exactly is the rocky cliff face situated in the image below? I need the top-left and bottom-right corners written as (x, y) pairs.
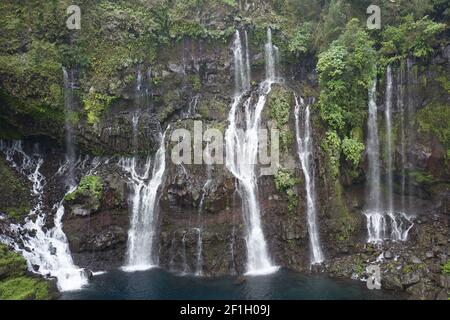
top-left (0, 1), bottom-right (448, 300)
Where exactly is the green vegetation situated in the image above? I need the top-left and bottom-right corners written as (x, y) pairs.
top-left (321, 131), bottom-right (341, 179)
top-left (0, 0), bottom-right (447, 135)
top-left (0, 160), bottom-right (31, 219)
top-left (409, 170), bottom-right (435, 186)
top-left (83, 92), bottom-right (116, 124)
top-left (341, 137), bottom-right (365, 167)
top-left (416, 103), bottom-right (450, 152)
top-left (64, 175), bottom-right (103, 202)
top-left (317, 19), bottom-right (376, 135)
top-left (442, 261), bottom-right (450, 275)
top-left (269, 88), bottom-right (294, 151)
top-left (287, 22), bottom-right (313, 56)
top-left (0, 244), bottom-right (53, 300)
top-left (274, 168), bottom-right (299, 213)
top-left (0, 276), bottom-right (52, 300)
top-left (381, 15), bottom-right (446, 63)
top-left (354, 259), bottom-right (365, 276)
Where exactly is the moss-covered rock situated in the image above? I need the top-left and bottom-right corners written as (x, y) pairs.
top-left (268, 86), bottom-right (294, 151)
top-left (0, 158), bottom-right (31, 220)
top-left (64, 175), bottom-right (103, 217)
top-left (0, 244), bottom-right (56, 300)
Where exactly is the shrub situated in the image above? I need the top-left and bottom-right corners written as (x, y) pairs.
top-left (341, 137), bottom-right (365, 167)
top-left (64, 175), bottom-right (103, 202)
top-left (317, 19), bottom-right (376, 136)
top-left (321, 131), bottom-right (341, 179)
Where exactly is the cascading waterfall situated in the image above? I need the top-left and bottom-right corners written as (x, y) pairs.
top-left (187, 94), bottom-right (200, 118)
top-left (365, 67), bottom-right (414, 243)
top-left (120, 131), bottom-right (167, 271)
top-left (225, 29), bottom-right (278, 275)
top-left (233, 30), bottom-right (251, 92)
top-left (388, 64), bottom-right (414, 241)
top-left (0, 141), bottom-right (88, 291)
top-left (364, 80), bottom-right (386, 242)
top-left (181, 232), bottom-right (188, 274)
top-left (62, 67), bottom-right (76, 187)
top-left (194, 144), bottom-right (213, 276)
top-left (264, 28), bottom-right (279, 82)
top-left (135, 65), bottom-right (152, 110)
top-left (397, 64), bottom-right (407, 213)
top-left (385, 66), bottom-right (394, 216)
top-left (194, 228), bottom-right (202, 276)
top-left (294, 95), bottom-right (324, 265)
top-left (406, 58), bottom-right (416, 212)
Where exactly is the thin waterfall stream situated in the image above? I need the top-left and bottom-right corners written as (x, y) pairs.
top-left (294, 95), bottom-right (324, 265)
top-left (0, 141), bottom-right (88, 291)
top-left (120, 131), bottom-right (167, 271)
top-left (225, 29), bottom-right (278, 275)
top-left (364, 67), bottom-right (414, 243)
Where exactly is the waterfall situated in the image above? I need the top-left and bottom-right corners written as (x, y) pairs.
top-left (135, 66), bottom-right (152, 110)
top-left (62, 67), bottom-right (76, 187)
top-left (194, 228), bottom-right (203, 276)
top-left (233, 30), bottom-right (251, 92)
top-left (181, 232), bottom-right (188, 274)
top-left (265, 28), bottom-right (279, 82)
top-left (398, 64), bottom-right (407, 213)
top-left (244, 30), bottom-right (251, 86)
top-left (365, 80), bottom-right (386, 242)
top-left (294, 95), bottom-right (324, 265)
top-left (0, 141), bottom-right (88, 291)
top-left (365, 67), bottom-right (415, 243)
top-left (194, 146), bottom-right (212, 276)
top-left (385, 66), bottom-right (394, 216)
top-left (120, 131), bottom-right (167, 271)
top-left (406, 58), bottom-right (416, 212)
top-left (367, 81), bottom-right (382, 212)
top-left (224, 29), bottom-right (278, 275)
top-left (131, 112), bottom-right (140, 150)
top-left (390, 63), bottom-right (415, 241)
top-left (187, 94), bottom-right (200, 118)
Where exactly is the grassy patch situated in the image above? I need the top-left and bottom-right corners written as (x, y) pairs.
top-left (0, 276), bottom-right (51, 300)
top-left (0, 244), bottom-right (53, 300)
top-left (64, 175), bottom-right (103, 202)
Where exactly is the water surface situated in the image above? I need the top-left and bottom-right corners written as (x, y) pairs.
top-left (61, 268), bottom-right (398, 300)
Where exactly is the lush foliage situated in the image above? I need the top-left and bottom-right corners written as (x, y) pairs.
top-left (83, 92), bottom-right (116, 125)
top-left (416, 103), bottom-right (450, 152)
top-left (321, 131), bottom-right (341, 179)
top-left (269, 88), bottom-right (294, 150)
top-left (65, 175), bottom-right (103, 201)
top-left (0, 160), bottom-right (31, 219)
top-left (287, 22), bottom-right (313, 55)
top-left (0, 244), bottom-right (53, 300)
top-left (317, 19), bottom-right (377, 135)
top-left (341, 137), bottom-right (365, 167)
top-left (274, 168), bottom-right (299, 213)
top-left (381, 15), bottom-right (446, 62)
top-left (442, 260), bottom-right (450, 275)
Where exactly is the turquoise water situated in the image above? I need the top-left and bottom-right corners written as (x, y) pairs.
top-left (60, 268), bottom-right (398, 300)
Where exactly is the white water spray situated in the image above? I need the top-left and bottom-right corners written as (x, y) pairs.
top-left (120, 131), bottom-right (166, 271)
top-left (294, 95), bottom-right (324, 265)
top-left (385, 66), bottom-right (394, 215)
top-left (225, 29), bottom-right (278, 275)
top-left (365, 80), bottom-right (385, 242)
top-left (0, 141), bottom-right (88, 291)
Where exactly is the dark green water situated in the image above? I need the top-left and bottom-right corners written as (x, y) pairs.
top-left (60, 268), bottom-right (398, 300)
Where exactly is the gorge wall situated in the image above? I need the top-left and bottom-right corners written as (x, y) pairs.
top-left (0, 0), bottom-right (449, 300)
